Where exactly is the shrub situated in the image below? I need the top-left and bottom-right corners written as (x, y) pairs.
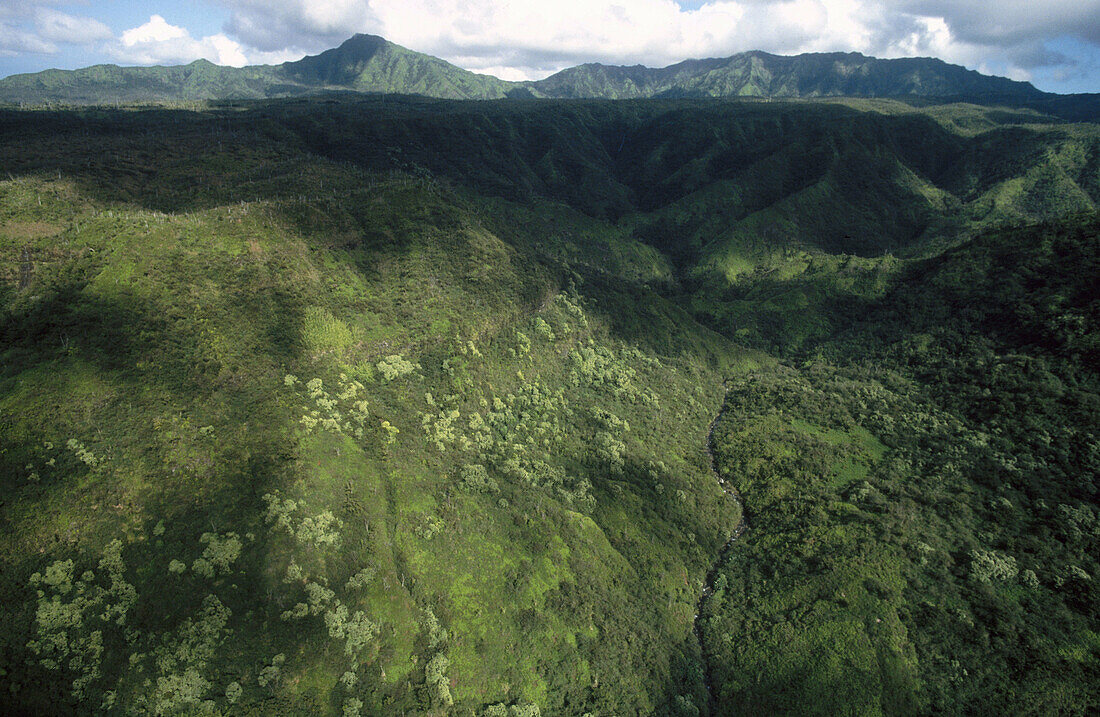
top-left (377, 354), bottom-right (418, 380)
top-left (969, 548), bottom-right (1019, 584)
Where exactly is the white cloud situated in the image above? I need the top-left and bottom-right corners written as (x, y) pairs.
top-left (0, 22), bottom-right (56, 56)
top-left (1, 0), bottom-right (1098, 91)
top-left (899, 1), bottom-right (1100, 46)
top-left (120, 15), bottom-right (188, 46)
top-left (0, 2), bottom-right (110, 55)
top-left (35, 8), bottom-right (112, 45)
top-left (112, 14), bottom-right (250, 67)
top-left (210, 0), bottom-right (1088, 82)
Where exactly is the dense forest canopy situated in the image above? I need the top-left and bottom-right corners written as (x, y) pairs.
top-left (0, 91), bottom-right (1097, 715)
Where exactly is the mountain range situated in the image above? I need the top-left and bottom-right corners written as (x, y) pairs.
top-left (1, 32), bottom-right (1089, 113)
top-left (2, 30), bottom-right (1099, 716)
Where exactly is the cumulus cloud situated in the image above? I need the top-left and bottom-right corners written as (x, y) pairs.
top-left (900, 1), bottom-right (1100, 47)
top-left (0, 3), bottom-right (110, 56)
top-left (0, 24), bottom-right (57, 57)
top-left (112, 14), bottom-right (250, 66)
top-left (1, 0), bottom-right (1098, 91)
top-left (35, 8), bottom-right (112, 45)
top-left (205, 0), bottom-right (1099, 82)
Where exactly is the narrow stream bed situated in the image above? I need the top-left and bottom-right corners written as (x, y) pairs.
top-left (693, 385), bottom-right (747, 715)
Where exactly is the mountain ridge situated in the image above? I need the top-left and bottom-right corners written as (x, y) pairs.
top-left (0, 32), bottom-right (1073, 108)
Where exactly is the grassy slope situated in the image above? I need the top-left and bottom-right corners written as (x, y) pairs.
top-left (0, 97), bottom-right (1097, 715)
top-left (0, 111), bottom-right (753, 714)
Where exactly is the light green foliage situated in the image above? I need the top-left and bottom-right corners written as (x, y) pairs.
top-left (594, 432), bottom-right (626, 475)
top-left (262, 493), bottom-right (342, 548)
top-left (325, 602), bottom-right (380, 657)
top-left (262, 493), bottom-right (299, 533)
top-left (198, 532), bottom-right (242, 576)
top-left (27, 540), bottom-right (141, 698)
top-left (380, 420), bottom-right (400, 445)
top-left (416, 515), bottom-right (445, 540)
top-left (297, 511), bottom-right (342, 547)
top-left (305, 582), bottom-right (336, 612)
top-left (514, 331), bottom-right (531, 357)
top-left (343, 610), bottom-right (380, 657)
top-left (533, 317), bottom-right (555, 342)
top-left (459, 464), bottom-right (499, 493)
top-left (343, 697), bottom-right (364, 717)
top-left (377, 354), bottom-right (419, 380)
top-left (292, 373), bottom-right (369, 438)
top-left (257, 653), bottom-right (286, 689)
top-left (280, 602), bottom-right (309, 621)
top-left (425, 653), bottom-right (453, 708)
top-left (482, 700), bottom-right (542, 716)
top-left (191, 558), bottom-right (215, 579)
top-left (345, 567), bottom-right (375, 591)
top-left (340, 670), bottom-right (358, 688)
top-left (65, 438), bottom-right (99, 467)
top-left (146, 595), bottom-right (231, 714)
top-left (568, 344), bottom-right (639, 398)
top-left (422, 407), bottom-right (461, 451)
top-left (512, 705), bottom-right (541, 717)
top-left (422, 607), bottom-right (448, 649)
top-left (168, 560), bottom-right (187, 574)
top-left (37, 559), bottom-right (75, 594)
top-left (225, 681), bottom-right (242, 704)
top-left (302, 306), bottom-right (358, 355)
top-left (6, 98), bottom-right (1098, 717)
top-left (969, 548), bottom-right (1020, 584)
top-left (281, 579), bottom-right (336, 621)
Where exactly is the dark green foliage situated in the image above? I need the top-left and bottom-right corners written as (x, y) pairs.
top-left (702, 216), bottom-right (1100, 714)
top-left (0, 94), bottom-right (1096, 715)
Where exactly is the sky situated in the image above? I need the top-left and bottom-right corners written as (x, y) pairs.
top-left (1, 1), bottom-right (1098, 93)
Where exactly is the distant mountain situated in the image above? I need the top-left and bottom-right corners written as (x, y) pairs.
top-left (0, 35), bottom-right (515, 104)
top-left (531, 51), bottom-right (1044, 100)
top-left (281, 33), bottom-right (515, 99)
top-left (0, 33), bottom-right (1083, 111)
top-left (0, 59), bottom-right (291, 104)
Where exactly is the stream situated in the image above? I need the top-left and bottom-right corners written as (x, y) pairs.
top-left (693, 384), bottom-right (747, 715)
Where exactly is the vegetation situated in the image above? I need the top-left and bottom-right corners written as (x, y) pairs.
top-left (0, 91), bottom-right (1096, 715)
top-left (5, 33), bottom-right (1097, 122)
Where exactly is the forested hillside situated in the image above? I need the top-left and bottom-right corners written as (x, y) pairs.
top-left (4, 33), bottom-right (1094, 117)
top-left (0, 96), bottom-right (1097, 715)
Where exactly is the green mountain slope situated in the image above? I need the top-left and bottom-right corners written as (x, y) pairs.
top-left (0, 97), bottom-right (1097, 715)
top-left (0, 35), bottom-right (514, 104)
top-left (284, 34), bottom-right (514, 99)
top-left (530, 51), bottom-right (1044, 100)
top-left (1, 33), bottom-right (1086, 112)
top-left (704, 215), bottom-right (1100, 714)
top-left (0, 59), bottom-right (294, 104)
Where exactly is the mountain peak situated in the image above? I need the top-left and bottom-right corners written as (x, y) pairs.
top-left (339, 33), bottom-right (390, 51)
top-left (0, 33), bottom-right (1067, 108)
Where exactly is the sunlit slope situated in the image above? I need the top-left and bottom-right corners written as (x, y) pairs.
top-left (248, 97), bottom-right (1099, 353)
top-left (0, 97), bottom-right (1097, 716)
top-left (0, 119), bottom-right (751, 714)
